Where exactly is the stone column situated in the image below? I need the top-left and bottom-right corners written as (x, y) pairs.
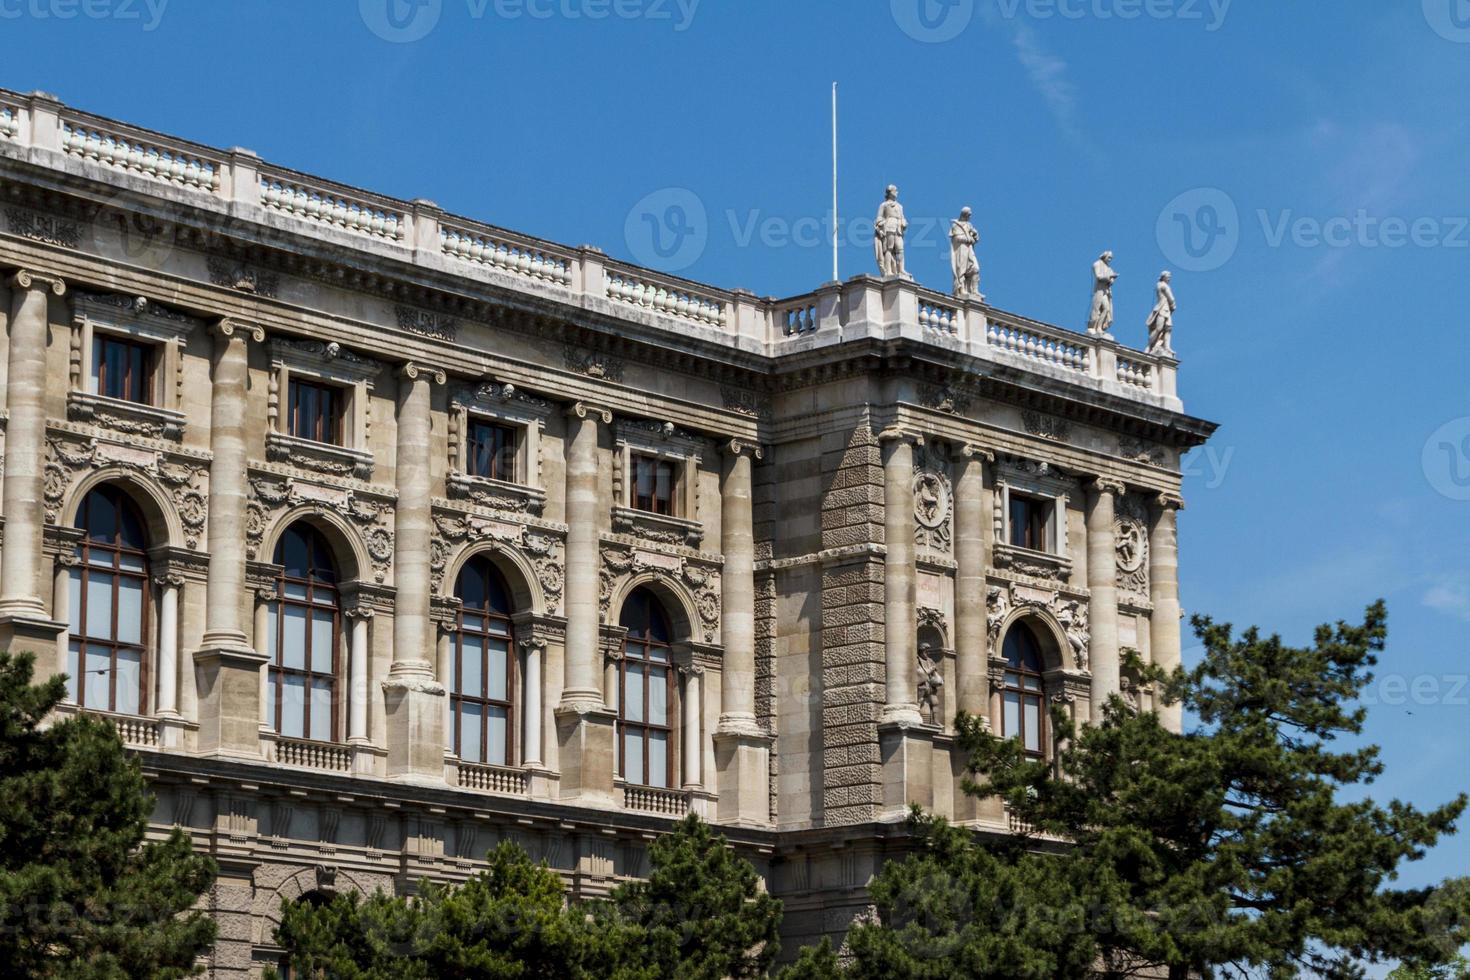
top-left (1086, 478), bottom-right (1124, 722)
top-left (879, 430), bottom-right (921, 725)
top-left (194, 319), bottom-right (268, 759)
top-left (953, 444), bottom-right (992, 719)
top-left (522, 638), bottom-right (544, 766)
top-left (1149, 493), bottom-right (1184, 732)
top-left (156, 576), bottom-right (181, 716)
top-left (554, 401), bottom-right (615, 806)
top-left (683, 667), bottom-right (702, 788)
top-left (713, 439), bottom-right (771, 824)
top-left (0, 271), bottom-right (67, 652)
top-left (346, 609), bottom-right (371, 742)
top-left (384, 362), bottom-right (447, 784)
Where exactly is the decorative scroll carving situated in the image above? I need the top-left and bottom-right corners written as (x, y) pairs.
top-left (912, 444), bottom-right (952, 552)
top-left (394, 306), bottom-right (457, 341)
top-left (599, 544), bottom-right (721, 642)
top-left (246, 475), bottom-right (395, 583)
top-left (6, 206), bottom-right (81, 248)
top-left (44, 436), bottom-right (208, 549)
top-left (429, 510), bottom-right (564, 613)
top-left (1114, 493), bottom-right (1150, 597)
top-left (1021, 410), bottom-right (1071, 441)
top-left (986, 582), bottom-right (1090, 671)
top-left (563, 346), bottom-right (624, 382)
top-left (207, 256), bottom-right (279, 298)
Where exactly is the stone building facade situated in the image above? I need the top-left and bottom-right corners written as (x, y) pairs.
top-left (0, 90), bottom-right (1215, 974)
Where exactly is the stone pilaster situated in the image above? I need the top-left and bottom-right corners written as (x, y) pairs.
top-left (878, 429), bottom-right (921, 726)
top-left (1149, 493), bottom-right (1184, 732)
top-left (194, 319), bottom-right (268, 759)
top-left (714, 439), bottom-right (772, 825)
top-left (953, 443), bottom-right (992, 719)
top-left (0, 270), bottom-right (67, 652)
top-left (384, 361), bottom-right (447, 783)
top-left (555, 401), bottom-right (616, 806)
top-left (1086, 477), bottom-right (1124, 722)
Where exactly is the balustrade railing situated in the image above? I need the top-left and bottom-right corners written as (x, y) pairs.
top-left (441, 223), bottom-right (574, 286)
top-left (259, 169), bottom-right (405, 241)
top-left (60, 116), bottom-right (222, 193)
top-left (605, 266), bottom-right (729, 328)
top-left (1116, 355), bottom-right (1155, 390)
top-left (917, 293), bottom-right (960, 335)
top-left (985, 316), bottom-right (1092, 374)
top-left (85, 710), bottom-right (161, 748)
top-left (274, 737), bottom-right (352, 773)
top-left (456, 761), bottom-right (530, 796)
top-left (622, 784), bottom-right (690, 816)
top-left (778, 298), bottom-right (819, 336)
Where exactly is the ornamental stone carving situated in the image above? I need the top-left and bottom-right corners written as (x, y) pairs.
top-left (1021, 410), bottom-right (1072, 442)
top-left (599, 544), bottom-right (721, 643)
top-left (986, 582), bottom-right (1090, 671)
top-left (429, 510), bottom-right (565, 614)
top-left (917, 381), bottom-right (972, 416)
top-left (917, 643), bottom-right (944, 725)
top-left (246, 475), bottom-right (395, 583)
top-left (912, 445), bottom-right (952, 552)
top-left (44, 435), bottom-right (209, 549)
top-left (563, 346), bottom-right (624, 382)
top-left (1114, 493), bottom-right (1149, 597)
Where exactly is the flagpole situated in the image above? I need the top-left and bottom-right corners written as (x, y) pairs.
top-left (831, 82), bottom-right (839, 283)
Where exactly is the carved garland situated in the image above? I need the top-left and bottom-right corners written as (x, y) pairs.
top-left (599, 545), bottom-right (721, 643)
top-left (44, 436), bottom-right (209, 549)
top-left (246, 475), bottom-right (395, 583)
top-left (429, 511), bottom-right (564, 614)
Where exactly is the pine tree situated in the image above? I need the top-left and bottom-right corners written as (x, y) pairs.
top-left (0, 650), bottom-right (217, 977)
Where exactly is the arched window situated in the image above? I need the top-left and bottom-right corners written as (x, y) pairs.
top-left (68, 486), bottom-right (150, 714)
top-left (267, 524), bottom-right (340, 742)
top-left (452, 556), bottom-right (516, 766)
top-left (1002, 622), bottom-right (1047, 758)
top-left (618, 589), bottom-right (674, 788)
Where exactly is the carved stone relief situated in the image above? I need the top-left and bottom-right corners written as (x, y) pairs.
top-left (1114, 493), bottom-right (1149, 597)
top-left (246, 475), bottom-right (395, 583)
top-left (986, 582), bottom-right (1090, 671)
top-left (429, 509), bottom-right (564, 615)
top-left (911, 444), bottom-right (952, 552)
top-left (44, 435), bottom-right (209, 549)
top-left (600, 544), bottom-right (721, 642)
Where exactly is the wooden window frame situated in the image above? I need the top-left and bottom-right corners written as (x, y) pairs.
top-left (630, 452), bottom-right (678, 517)
top-left (269, 526), bottom-right (341, 742)
top-left (1001, 625), bottom-right (1047, 759)
top-left (70, 487), bottom-right (151, 715)
top-left (451, 557), bottom-right (517, 767)
top-left (92, 333), bottom-right (156, 406)
top-left (617, 591), bottom-right (676, 789)
top-left (286, 377), bottom-right (346, 447)
top-left (466, 419), bottom-right (519, 484)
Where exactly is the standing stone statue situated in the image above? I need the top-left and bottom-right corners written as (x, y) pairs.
top-left (874, 184), bottom-right (908, 278)
top-left (917, 643), bottom-right (944, 725)
top-left (1087, 250), bottom-right (1118, 338)
top-left (1146, 270), bottom-right (1177, 355)
top-left (949, 206), bottom-right (981, 298)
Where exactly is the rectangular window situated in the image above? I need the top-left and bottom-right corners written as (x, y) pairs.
top-left (632, 454), bottom-right (676, 516)
top-left (467, 420), bottom-right (518, 482)
top-left (288, 379), bottom-right (344, 446)
top-left (1009, 494), bottom-right (1054, 552)
top-left (92, 334), bottom-right (154, 404)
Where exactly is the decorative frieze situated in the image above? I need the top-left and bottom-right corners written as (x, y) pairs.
top-left (429, 508), bottom-right (565, 614)
top-left (563, 346), bottom-right (624, 382)
top-left (44, 433), bottom-right (209, 549)
top-left (207, 256), bottom-right (280, 298)
top-left (599, 544), bottom-right (721, 643)
top-left (917, 381), bottom-right (972, 415)
top-left (1021, 410), bottom-right (1072, 441)
top-left (246, 473), bottom-right (395, 583)
top-left (394, 305), bottom-right (457, 342)
top-left (5, 206), bottom-right (82, 247)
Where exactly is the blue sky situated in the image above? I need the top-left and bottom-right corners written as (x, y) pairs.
top-left (5, 0), bottom-right (1470, 965)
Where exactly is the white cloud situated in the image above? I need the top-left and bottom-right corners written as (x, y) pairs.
top-left (1423, 576), bottom-right (1470, 622)
top-left (1009, 22), bottom-right (1089, 151)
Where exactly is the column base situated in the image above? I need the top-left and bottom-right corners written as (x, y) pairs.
top-left (554, 701), bottom-right (617, 808)
top-left (877, 719), bottom-right (937, 820)
top-left (349, 738), bottom-right (383, 776)
top-left (193, 645), bottom-right (269, 760)
top-left (712, 728), bottom-right (773, 827)
top-left (526, 765), bottom-right (559, 801)
top-left (383, 671), bottom-right (447, 785)
top-left (879, 702), bottom-right (925, 727)
top-left (0, 608), bottom-right (66, 657)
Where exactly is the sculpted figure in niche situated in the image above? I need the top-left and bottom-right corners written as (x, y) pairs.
top-left (1087, 250), bottom-right (1119, 337)
top-left (1146, 270), bottom-right (1177, 355)
top-left (874, 185), bottom-right (908, 278)
top-left (917, 643), bottom-right (944, 724)
top-left (949, 206), bottom-right (981, 298)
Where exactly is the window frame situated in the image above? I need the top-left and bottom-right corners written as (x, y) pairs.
top-left (286, 377), bottom-right (346, 447)
top-left (1001, 624), bottom-right (1047, 759)
top-left (465, 418), bottom-right (520, 484)
top-left (630, 452), bottom-right (678, 516)
top-left (1008, 492), bottom-right (1055, 553)
top-left (68, 486), bottom-right (151, 716)
top-left (92, 332), bottom-right (157, 405)
top-left (617, 590), bottom-right (676, 790)
top-left (267, 525), bottom-right (342, 743)
top-left (67, 293), bottom-right (193, 440)
top-left (451, 556), bottom-right (518, 767)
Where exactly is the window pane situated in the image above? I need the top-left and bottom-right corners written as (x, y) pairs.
top-left (118, 551), bottom-right (145, 572)
top-left (265, 671), bottom-right (278, 731)
top-left (90, 339), bottom-right (103, 394)
top-left (1024, 699), bottom-right (1042, 753)
top-left (624, 729), bottom-right (644, 785)
top-left (461, 613), bottom-right (484, 633)
top-left (460, 703), bottom-right (483, 763)
top-left (84, 647), bottom-right (111, 709)
top-left (461, 636), bottom-right (484, 696)
top-left (309, 680), bottom-right (333, 741)
top-left (487, 640), bottom-right (508, 702)
top-left (267, 605), bottom-right (279, 661)
top-left (624, 666), bottom-right (645, 723)
top-left (66, 641), bottom-right (81, 702)
top-left (487, 706), bottom-right (508, 766)
top-left (281, 675), bottom-right (306, 738)
top-left (648, 731), bottom-right (668, 788)
top-left (310, 611), bottom-right (334, 674)
top-left (115, 649), bottom-right (141, 715)
top-left (1003, 692), bottom-right (1021, 740)
top-left (648, 645), bottom-right (670, 664)
top-left (282, 606), bottom-right (308, 670)
top-left (85, 574), bottom-right (114, 639)
top-left (116, 577), bottom-right (144, 645)
top-left (285, 581), bottom-right (307, 600)
top-left (68, 568), bottom-right (82, 633)
top-left (649, 670), bottom-right (667, 726)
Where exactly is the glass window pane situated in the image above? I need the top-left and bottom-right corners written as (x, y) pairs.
top-left (624, 730), bottom-right (644, 785)
top-left (281, 675), bottom-right (306, 738)
top-left (310, 611), bottom-right (334, 674)
top-left (118, 552), bottom-right (145, 572)
top-left (461, 636), bottom-right (484, 696)
top-left (265, 671), bottom-right (278, 731)
top-left (460, 703), bottom-right (483, 763)
top-left (310, 680), bottom-right (333, 741)
top-left (68, 568), bottom-right (82, 633)
top-left (90, 339), bottom-right (102, 394)
top-left (66, 642), bottom-right (81, 702)
top-left (624, 666), bottom-right (644, 723)
top-left (461, 613), bottom-right (484, 634)
top-left (267, 604), bottom-right (279, 662)
top-left (84, 647), bottom-right (111, 709)
top-left (115, 649), bottom-right (141, 715)
top-left (1024, 699), bottom-right (1042, 754)
top-left (85, 574), bottom-right (114, 639)
top-left (648, 646), bottom-right (669, 664)
top-left (116, 577), bottom-right (144, 645)
top-left (1003, 692), bottom-right (1021, 740)
top-left (487, 640), bottom-right (508, 702)
top-left (648, 670), bottom-right (667, 726)
top-left (487, 706), bottom-right (508, 766)
top-left (648, 731), bottom-right (668, 788)
top-left (285, 581), bottom-right (307, 600)
top-left (282, 606), bottom-right (307, 671)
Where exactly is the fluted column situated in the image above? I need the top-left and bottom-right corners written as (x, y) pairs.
top-left (1149, 493), bottom-right (1184, 732)
top-left (0, 271), bottom-right (66, 645)
top-left (555, 401), bottom-right (615, 806)
top-left (880, 430), bottom-right (922, 726)
top-left (1086, 478), bottom-right (1124, 722)
top-left (384, 362), bottom-right (447, 783)
top-left (953, 444), bottom-right (992, 719)
top-left (194, 319), bottom-right (267, 759)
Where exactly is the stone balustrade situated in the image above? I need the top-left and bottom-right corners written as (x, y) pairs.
top-left (622, 784), bottom-right (691, 817)
top-left (456, 761), bottom-right (531, 796)
top-left (0, 88), bottom-right (1180, 409)
top-left (91, 710), bottom-right (161, 748)
top-left (273, 737), bottom-right (353, 773)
